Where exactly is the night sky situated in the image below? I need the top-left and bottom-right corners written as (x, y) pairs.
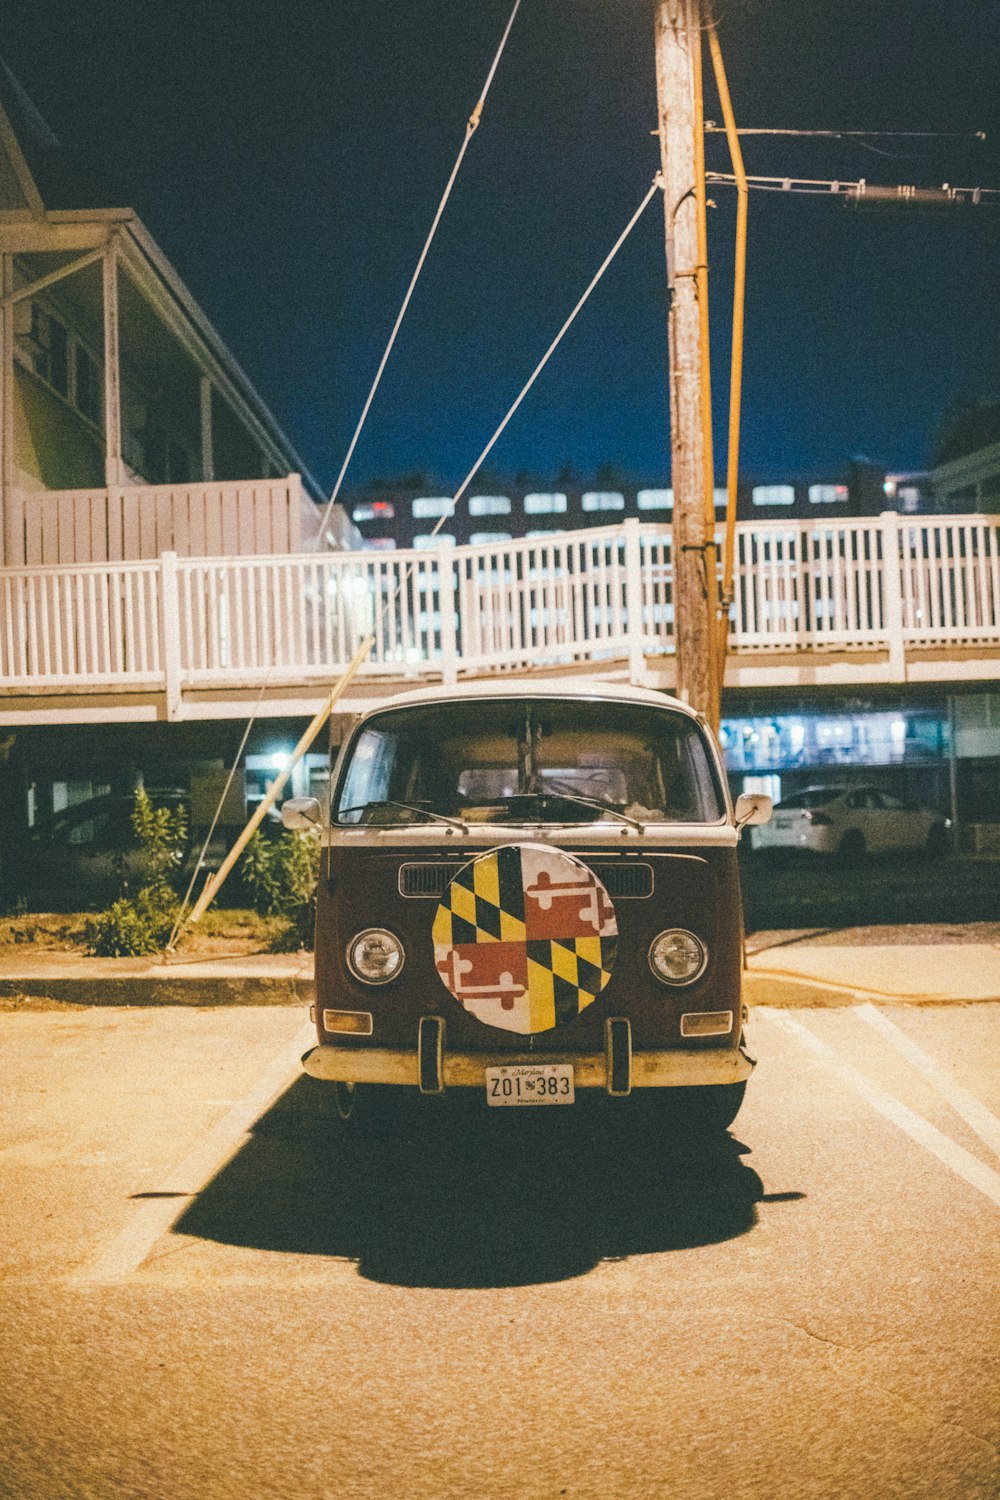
top-left (3, 0), bottom-right (999, 494)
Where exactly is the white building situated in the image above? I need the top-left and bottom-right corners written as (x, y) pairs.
top-left (0, 61), bottom-right (354, 567)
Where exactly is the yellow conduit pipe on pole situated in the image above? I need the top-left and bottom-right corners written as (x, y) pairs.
top-left (182, 634), bottom-right (375, 929)
top-left (706, 16), bottom-right (748, 702)
top-left (690, 3), bottom-right (720, 727)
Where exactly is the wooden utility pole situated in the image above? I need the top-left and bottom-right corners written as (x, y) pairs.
top-left (655, 0), bottom-right (719, 719)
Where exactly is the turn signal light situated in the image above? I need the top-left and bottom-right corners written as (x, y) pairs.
top-left (680, 1011), bottom-right (733, 1037)
top-left (322, 1009), bottom-right (374, 1035)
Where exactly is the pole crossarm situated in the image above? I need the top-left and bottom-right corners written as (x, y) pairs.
top-left (706, 172), bottom-right (1000, 204)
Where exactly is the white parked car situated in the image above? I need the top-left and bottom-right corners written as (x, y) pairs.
top-left (752, 784), bottom-right (949, 861)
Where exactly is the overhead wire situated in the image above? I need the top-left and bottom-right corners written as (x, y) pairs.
top-left (166, 0), bottom-right (524, 948)
top-left (414, 175), bottom-right (665, 550)
top-left (314, 0), bottom-right (524, 548)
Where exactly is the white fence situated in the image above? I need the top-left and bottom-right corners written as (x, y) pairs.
top-left (2, 514), bottom-right (999, 713)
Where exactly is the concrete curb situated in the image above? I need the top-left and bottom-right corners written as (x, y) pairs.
top-left (745, 968), bottom-right (1000, 1009)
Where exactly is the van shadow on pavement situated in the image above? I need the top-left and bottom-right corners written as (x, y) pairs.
top-left (175, 1077), bottom-right (778, 1288)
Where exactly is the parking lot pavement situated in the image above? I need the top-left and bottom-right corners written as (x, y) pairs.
top-left (0, 1005), bottom-right (311, 1280)
top-left (2, 1001), bottom-right (999, 1499)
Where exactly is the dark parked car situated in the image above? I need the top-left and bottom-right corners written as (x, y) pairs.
top-left (22, 791), bottom-right (222, 901)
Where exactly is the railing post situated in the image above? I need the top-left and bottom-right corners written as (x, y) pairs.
top-left (624, 517), bottom-right (646, 684)
top-left (439, 548), bottom-right (458, 685)
top-left (879, 511), bottom-right (906, 681)
top-left (160, 550), bottom-right (183, 720)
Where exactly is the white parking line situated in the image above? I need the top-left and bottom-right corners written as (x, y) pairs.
top-left (855, 1003), bottom-right (1000, 1163)
top-left (767, 1011), bottom-right (1000, 1211)
top-left (75, 1022), bottom-right (316, 1283)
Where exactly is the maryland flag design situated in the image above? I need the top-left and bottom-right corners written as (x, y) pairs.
top-left (432, 844), bottom-right (618, 1035)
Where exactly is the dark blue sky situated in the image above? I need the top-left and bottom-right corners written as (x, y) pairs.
top-left (3, 0), bottom-right (999, 491)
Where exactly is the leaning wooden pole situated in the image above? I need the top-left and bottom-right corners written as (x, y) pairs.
top-left (655, 0), bottom-right (718, 720)
top-left (183, 634), bottom-right (375, 927)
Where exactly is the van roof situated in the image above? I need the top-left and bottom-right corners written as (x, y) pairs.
top-left (357, 679), bottom-right (701, 721)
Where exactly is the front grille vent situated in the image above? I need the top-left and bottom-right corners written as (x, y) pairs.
top-left (399, 859), bottom-right (653, 899)
top-left (590, 863), bottom-right (654, 899)
top-left (399, 862), bottom-right (466, 898)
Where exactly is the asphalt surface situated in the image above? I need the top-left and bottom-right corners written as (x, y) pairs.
top-left (741, 851), bottom-right (1000, 931)
top-left (2, 1003), bottom-right (999, 1499)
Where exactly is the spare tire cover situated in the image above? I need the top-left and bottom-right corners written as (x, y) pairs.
top-left (432, 843), bottom-right (618, 1035)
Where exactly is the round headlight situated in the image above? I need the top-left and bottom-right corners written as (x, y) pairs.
top-left (648, 929), bottom-right (707, 986)
top-left (347, 928), bottom-right (405, 985)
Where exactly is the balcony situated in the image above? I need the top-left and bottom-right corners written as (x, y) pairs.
top-left (3, 474), bottom-right (325, 566)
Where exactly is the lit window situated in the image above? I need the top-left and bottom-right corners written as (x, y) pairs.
top-left (524, 492), bottom-right (567, 514)
top-left (898, 486), bottom-right (920, 513)
top-left (582, 491), bottom-right (625, 512)
top-left (353, 501), bottom-right (395, 522)
top-left (413, 533), bottom-right (456, 549)
top-left (714, 488), bottom-right (729, 510)
top-left (808, 485), bottom-right (848, 504)
top-left (364, 537), bottom-right (397, 551)
top-left (752, 485), bottom-right (795, 507)
top-left (412, 497), bottom-right (453, 519)
top-left (468, 495), bottom-right (511, 517)
top-left (637, 489), bottom-right (673, 510)
top-left (470, 532), bottom-right (513, 546)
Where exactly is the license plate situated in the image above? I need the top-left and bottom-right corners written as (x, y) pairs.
top-left (485, 1064), bottom-right (575, 1107)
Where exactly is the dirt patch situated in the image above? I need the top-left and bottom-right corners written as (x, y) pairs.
top-left (0, 908), bottom-right (299, 960)
top-left (0, 991), bottom-right (88, 1012)
top-left (751, 921), bottom-right (1000, 950)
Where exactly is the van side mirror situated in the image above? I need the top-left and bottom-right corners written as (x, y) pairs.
top-left (734, 793), bottom-right (772, 830)
top-left (281, 796), bottom-right (322, 831)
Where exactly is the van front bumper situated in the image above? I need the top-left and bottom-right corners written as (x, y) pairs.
top-left (302, 1016), bottom-right (754, 1096)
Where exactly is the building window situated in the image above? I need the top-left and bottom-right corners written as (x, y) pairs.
top-left (19, 300), bottom-right (102, 423)
top-left (74, 345), bottom-right (102, 426)
top-left (142, 425), bottom-right (191, 485)
top-left (26, 304), bottom-right (68, 395)
top-left (808, 484), bottom-right (848, 504)
top-left (582, 491), bottom-right (625, 512)
top-left (470, 531), bottom-right (513, 546)
top-left (637, 488), bottom-right (673, 510)
top-left (752, 485), bottom-right (795, 507)
top-left (469, 495), bottom-right (511, 517)
top-left (414, 533), bottom-right (456, 549)
top-left (412, 497), bottom-right (453, 519)
top-left (364, 537), bottom-right (397, 551)
top-left (353, 501), bottom-right (396, 522)
top-left (524, 492), bottom-right (567, 514)
top-left (714, 488), bottom-right (730, 510)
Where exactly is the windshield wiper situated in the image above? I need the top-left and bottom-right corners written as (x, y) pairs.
top-left (337, 800), bottom-right (467, 831)
top-left (530, 785), bottom-right (645, 832)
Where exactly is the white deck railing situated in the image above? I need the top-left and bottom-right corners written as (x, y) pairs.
top-left (2, 514), bottom-right (999, 711)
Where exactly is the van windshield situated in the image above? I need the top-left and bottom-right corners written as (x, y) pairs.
top-left (334, 699), bottom-right (724, 826)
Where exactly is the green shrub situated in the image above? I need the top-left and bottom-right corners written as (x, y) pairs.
top-left (240, 828), bottom-right (319, 948)
top-left (86, 789), bottom-right (188, 957)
